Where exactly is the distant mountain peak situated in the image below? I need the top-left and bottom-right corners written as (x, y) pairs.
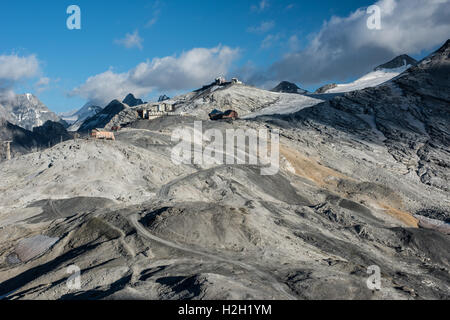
top-left (61, 102), bottom-right (102, 131)
top-left (158, 95), bottom-right (170, 102)
top-left (122, 93), bottom-right (144, 107)
top-left (109, 99), bottom-right (123, 106)
top-left (441, 39), bottom-right (450, 51)
top-left (415, 38), bottom-right (450, 71)
top-left (77, 99), bottom-right (127, 132)
top-left (271, 81), bottom-right (307, 94)
top-left (0, 93), bottom-right (65, 131)
top-left (374, 54), bottom-right (418, 71)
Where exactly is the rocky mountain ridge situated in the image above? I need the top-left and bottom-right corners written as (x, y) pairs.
top-left (0, 94), bottom-right (66, 131)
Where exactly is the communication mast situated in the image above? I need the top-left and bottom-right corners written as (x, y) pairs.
top-left (1, 141), bottom-right (12, 160)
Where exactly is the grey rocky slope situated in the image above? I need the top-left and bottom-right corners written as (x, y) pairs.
top-left (0, 119), bottom-right (45, 159)
top-left (0, 41), bottom-right (449, 300)
top-left (32, 121), bottom-right (72, 147)
top-left (0, 119), bottom-right (72, 160)
top-left (0, 94), bottom-right (66, 131)
top-left (315, 83), bottom-right (337, 94)
top-left (280, 40), bottom-right (450, 194)
top-left (104, 82), bottom-right (323, 129)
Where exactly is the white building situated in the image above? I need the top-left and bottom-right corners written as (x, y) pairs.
top-left (215, 77), bottom-right (226, 85)
top-left (137, 102), bottom-right (175, 120)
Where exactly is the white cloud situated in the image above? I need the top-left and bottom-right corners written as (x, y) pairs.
top-left (146, 1), bottom-right (161, 28)
top-left (251, 0), bottom-right (269, 12)
top-left (248, 0), bottom-right (450, 86)
top-left (146, 16), bottom-right (159, 28)
top-left (145, 0), bottom-right (163, 28)
top-left (70, 45), bottom-right (240, 106)
top-left (69, 70), bottom-right (149, 106)
top-left (114, 30), bottom-right (144, 50)
top-left (285, 4), bottom-right (295, 10)
top-left (261, 34), bottom-right (282, 49)
top-left (0, 54), bottom-right (39, 82)
top-left (287, 35), bottom-right (301, 52)
top-left (35, 77), bottom-right (50, 87)
top-left (247, 21), bottom-right (275, 33)
top-left (0, 54), bottom-right (40, 99)
top-left (34, 77), bottom-right (51, 94)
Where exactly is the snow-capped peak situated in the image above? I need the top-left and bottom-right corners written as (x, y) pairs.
top-left (374, 54), bottom-right (418, 71)
top-left (316, 54), bottom-right (418, 94)
top-left (63, 102), bottom-right (103, 131)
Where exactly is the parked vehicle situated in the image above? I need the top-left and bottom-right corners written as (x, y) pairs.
top-left (208, 109), bottom-right (238, 121)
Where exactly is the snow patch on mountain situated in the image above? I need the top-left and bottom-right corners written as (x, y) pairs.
top-left (324, 64), bottom-right (412, 93)
top-left (318, 55), bottom-right (418, 94)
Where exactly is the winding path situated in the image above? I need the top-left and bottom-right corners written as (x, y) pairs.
top-left (129, 214), bottom-right (296, 300)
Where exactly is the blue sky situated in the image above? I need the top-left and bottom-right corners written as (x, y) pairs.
top-left (1, 0), bottom-right (449, 113)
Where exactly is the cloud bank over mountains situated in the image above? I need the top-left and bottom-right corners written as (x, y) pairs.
top-left (70, 45), bottom-right (240, 106)
top-left (246, 0), bottom-right (450, 86)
